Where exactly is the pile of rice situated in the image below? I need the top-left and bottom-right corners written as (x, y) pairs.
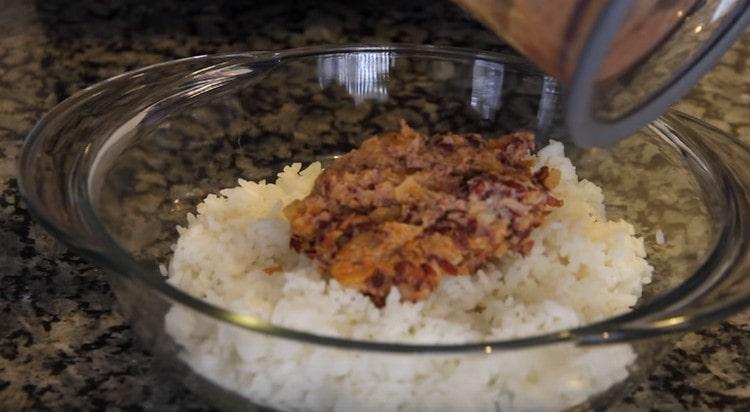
top-left (164, 141), bottom-right (653, 411)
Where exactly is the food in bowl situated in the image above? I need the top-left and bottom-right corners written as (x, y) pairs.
top-left (284, 122), bottom-right (562, 306)
top-left (17, 45), bottom-right (750, 412)
top-left (163, 124), bottom-right (653, 411)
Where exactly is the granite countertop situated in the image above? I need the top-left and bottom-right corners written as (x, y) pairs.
top-left (1, 1), bottom-right (748, 410)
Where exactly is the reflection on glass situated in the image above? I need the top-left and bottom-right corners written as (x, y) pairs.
top-left (470, 60), bottom-right (504, 119)
top-left (712, 0), bottom-right (740, 22)
top-left (537, 76), bottom-right (559, 131)
top-left (318, 53), bottom-right (394, 104)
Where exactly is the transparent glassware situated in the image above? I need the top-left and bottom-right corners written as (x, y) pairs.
top-left (18, 45), bottom-right (750, 411)
top-left (452, 0), bottom-right (750, 146)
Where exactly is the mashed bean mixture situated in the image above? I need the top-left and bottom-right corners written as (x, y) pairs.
top-left (285, 122), bottom-right (561, 305)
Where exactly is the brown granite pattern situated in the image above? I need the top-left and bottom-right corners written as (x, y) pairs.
top-left (0, 0), bottom-right (748, 410)
top-left (674, 35), bottom-right (750, 142)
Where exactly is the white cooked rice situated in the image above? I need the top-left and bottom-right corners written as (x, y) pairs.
top-left (164, 141), bottom-right (653, 411)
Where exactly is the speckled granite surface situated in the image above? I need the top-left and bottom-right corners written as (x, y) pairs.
top-left (0, 1), bottom-right (748, 410)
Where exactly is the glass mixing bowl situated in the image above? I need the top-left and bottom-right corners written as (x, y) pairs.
top-left (18, 45), bottom-right (750, 411)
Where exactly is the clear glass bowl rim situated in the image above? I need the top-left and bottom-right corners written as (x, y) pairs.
top-left (17, 43), bottom-right (750, 354)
